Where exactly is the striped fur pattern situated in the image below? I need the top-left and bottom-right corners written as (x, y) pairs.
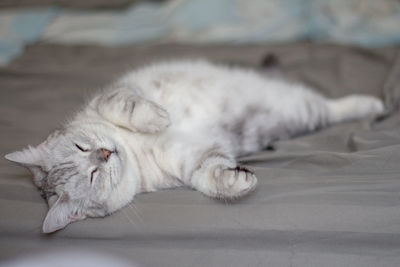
top-left (5, 60), bottom-right (384, 233)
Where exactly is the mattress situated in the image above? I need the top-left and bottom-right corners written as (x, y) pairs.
top-left (0, 42), bottom-right (400, 266)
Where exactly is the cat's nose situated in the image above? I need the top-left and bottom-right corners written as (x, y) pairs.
top-left (101, 148), bottom-right (112, 161)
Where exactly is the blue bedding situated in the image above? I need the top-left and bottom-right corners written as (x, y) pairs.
top-left (1, 0), bottom-right (400, 65)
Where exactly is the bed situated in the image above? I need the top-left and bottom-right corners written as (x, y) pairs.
top-left (0, 42), bottom-right (400, 266)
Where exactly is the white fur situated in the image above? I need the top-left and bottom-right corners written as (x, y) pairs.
top-left (5, 60), bottom-right (384, 233)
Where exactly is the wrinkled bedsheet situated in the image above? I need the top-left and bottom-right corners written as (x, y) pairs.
top-left (0, 42), bottom-right (400, 267)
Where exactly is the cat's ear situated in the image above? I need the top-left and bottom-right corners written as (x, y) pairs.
top-left (4, 143), bottom-right (48, 182)
top-left (5, 144), bottom-right (46, 165)
top-left (42, 193), bottom-right (86, 233)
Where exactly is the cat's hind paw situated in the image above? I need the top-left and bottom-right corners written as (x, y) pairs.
top-left (351, 95), bottom-right (384, 117)
top-left (328, 95), bottom-right (385, 123)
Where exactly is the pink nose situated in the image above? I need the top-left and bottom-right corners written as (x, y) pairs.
top-left (101, 148), bottom-right (112, 160)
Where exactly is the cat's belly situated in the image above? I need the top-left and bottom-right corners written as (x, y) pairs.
top-left (163, 103), bottom-right (288, 157)
top-left (138, 65), bottom-right (315, 155)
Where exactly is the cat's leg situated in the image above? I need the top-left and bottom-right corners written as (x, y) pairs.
top-left (89, 88), bottom-right (170, 133)
top-left (278, 92), bottom-right (384, 140)
top-left (184, 149), bottom-right (258, 200)
top-left (326, 94), bottom-right (384, 124)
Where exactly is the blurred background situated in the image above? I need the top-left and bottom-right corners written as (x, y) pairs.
top-left (1, 1), bottom-right (400, 267)
top-left (1, 0), bottom-right (400, 65)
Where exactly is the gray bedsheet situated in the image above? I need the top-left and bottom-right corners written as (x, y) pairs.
top-left (1, 43), bottom-right (400, 267)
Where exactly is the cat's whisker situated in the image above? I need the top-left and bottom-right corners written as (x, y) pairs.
top-left (120, 208), bottom-right (139, 230)
top-left (115, 189), bottom-right (143, 229)
top-left (127, 202), bottom-right (144, 225)
top-left (109, 169), bottom-right (113, 189)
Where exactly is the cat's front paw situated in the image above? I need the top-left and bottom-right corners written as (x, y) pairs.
top-left (215, 166), bottom-right (258, 200)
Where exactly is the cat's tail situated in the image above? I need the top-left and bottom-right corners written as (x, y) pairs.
top-left (326, 94), bottom-right (385, 124)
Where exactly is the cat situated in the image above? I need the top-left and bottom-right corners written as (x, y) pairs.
top-left (5, 60), bottom-right (384, 233)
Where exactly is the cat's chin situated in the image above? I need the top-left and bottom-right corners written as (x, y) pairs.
top-left (103, 158), bottom-right (138, 215)
top-left (105, 192), bottom-right (136, 216)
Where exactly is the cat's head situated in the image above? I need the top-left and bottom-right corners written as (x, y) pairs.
top-left (5, 122), bottom-right (135, 233)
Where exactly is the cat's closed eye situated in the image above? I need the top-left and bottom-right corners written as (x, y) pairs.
top-left (75, 143), bottom-right (89, 152)
top-left (90, 168), bottom-right (98, 184)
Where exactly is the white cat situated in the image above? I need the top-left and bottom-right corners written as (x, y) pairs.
top-left (5, 60), bottom-right (384, 233)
